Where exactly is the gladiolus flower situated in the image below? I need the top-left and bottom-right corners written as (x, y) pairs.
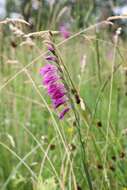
top-left (40, 64), bottom-right (70, 119)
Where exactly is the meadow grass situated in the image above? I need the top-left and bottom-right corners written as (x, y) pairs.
top-left (0, 21), bottom-right (127, 190)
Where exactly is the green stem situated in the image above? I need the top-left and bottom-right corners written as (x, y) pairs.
top-left (50, 37), bottom-right (93, 189)
top-left (74, 110), bottom-right (93, 190)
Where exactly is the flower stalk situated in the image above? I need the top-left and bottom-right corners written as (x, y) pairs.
top-left (40, 31), bottom-right (93, 190)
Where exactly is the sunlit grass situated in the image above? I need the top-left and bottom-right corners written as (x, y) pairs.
top-left (0, 21), bottom-right (127, 190)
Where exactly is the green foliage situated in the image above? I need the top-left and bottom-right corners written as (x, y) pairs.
top-left (34, 178), bottom-right (57, 190)
top-left (0, 13), bottom-right (127, 190)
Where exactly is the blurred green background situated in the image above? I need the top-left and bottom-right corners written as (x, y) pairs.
top-left (0, 0), bottom-right (127, 190)
top-left (0, 0), bottom-right (127, 30)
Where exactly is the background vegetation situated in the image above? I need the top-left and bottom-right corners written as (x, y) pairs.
top-left (0, 0), bottom-right (127, 190)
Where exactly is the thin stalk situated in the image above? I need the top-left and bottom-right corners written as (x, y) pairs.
top-left (52, 43), bottom-right (93, 190)
top-left (53, 49), bottom-right (93, 189)
top-left (95, 31), bottom-right (101, 83)
top-left (0, 21), bottom-right (112, 92)
top-left (91, 63), bottom-right (121, 124)
top-left (74, 110), bottom-right (93, 190)
top-left (0, 141), bottom-right (37, 180)
top-left (54, 46), bottom-right (77, 92)
top-left (102, 29), bottom-right (120, 189)
top-left (2, 145), bottom-right (39, 190)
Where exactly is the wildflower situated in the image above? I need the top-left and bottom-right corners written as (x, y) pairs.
top-left (68, 143), bottom-right (76, 151)
top-left (49, 144), bottom-right (56, 150)
top-left (40, 64), bottom-right (70, 119)
top-left (45, 55), bottom-right (56, 62)
top-left (111, 155), bottom-right (116, 161)
top-left (96, 121), bottom-right (102, 128)
top-left (59, 25), bottom-right (70, 39)
top-left (97, 164), bottom-right (103, 170)
top-left (47, 43), bottom-right (55, 52)
top-left (120, 151), bottom-right (126, 159)
top-left (109, 164), bottom-right (115, 172)
top-left (59, 107), bottom-right (70, 119)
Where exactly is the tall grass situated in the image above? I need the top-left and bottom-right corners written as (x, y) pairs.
top-left (0, 18), bottom-right (127, 190)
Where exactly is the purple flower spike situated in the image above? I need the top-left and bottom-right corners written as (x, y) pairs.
top-left (60, 25), bottom-right (70, 39)
top-left (40, 64), bottom-right (70, 119)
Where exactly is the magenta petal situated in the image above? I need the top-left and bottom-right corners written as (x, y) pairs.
top-left (47, 83), bottom-right (65, 95)
top-left (51, 91), bottom-right (65, 99)
top-left (45, 56), bottom-right (56, 62)
top-left (47, 84), bottom-right (58, 94)
top-left (43, 75), bottom-right (59, 85)
top-left (60, 25), bottom-right (70, 39)
top-left (48, 45), bottom-right (55, 52)
top-left (53, 97), bottom-right (67, 108)
top-left (40, 63), bottom-right (70, 119)
top-left (40, 64), bottom-right (57, 76)
top-left (59, 107), bottom-right (70, 119)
